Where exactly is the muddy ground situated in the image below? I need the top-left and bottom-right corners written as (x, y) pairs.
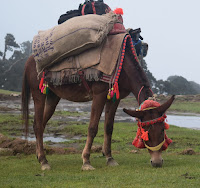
top-left (0, 93), bottom-right (131, 156)
top-left (0, 93), bottom-right (199, 156)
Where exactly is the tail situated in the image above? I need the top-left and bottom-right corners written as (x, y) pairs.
top-left (21, 68), bottom-right (31, 137)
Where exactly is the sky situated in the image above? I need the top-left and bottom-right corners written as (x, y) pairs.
top-left (1, 0), bottom-right (200, 84)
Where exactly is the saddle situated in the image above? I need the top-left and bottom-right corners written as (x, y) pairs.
top-left (45, 33), bottom-right (127, 85)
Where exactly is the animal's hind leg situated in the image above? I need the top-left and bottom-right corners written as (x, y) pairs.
top-left (82, 92), bottom-right (107, 170)
top-left (32, 91), bottom-right (47, 169)
top-left (103, 100), bottom-right (120, 166)
top-left (43, 90), bottom-right (60, 129)
top-left (39, 91), bottom-right (60, 170)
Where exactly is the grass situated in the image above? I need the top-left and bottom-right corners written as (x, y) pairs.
top-left (1, 112), bottom-right (200, 187)
top-left (0, 113), bottom-right (24, 136)
top-left (0, 153), bottom-right (200, 187)
top-left (0, 89), bottom-right (20, 95)
top-left (54, 110), bottom-right (88, 117)
top-left (170, 102), bottom-right (200, 113)
top-left (1, 93), bottom-right (200, 187)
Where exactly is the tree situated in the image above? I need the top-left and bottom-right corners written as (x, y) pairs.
top-left (0, 33), bottom-right (32, 91)
top-left (3, 33), bottom-right (19, 61)
top-left (167, 76), bottom-right (198, 95)
top-left (20, 41), bottom-right (32, 56)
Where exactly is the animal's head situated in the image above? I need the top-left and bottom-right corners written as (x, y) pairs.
top-left (123, 95), bottom-right (175, 167)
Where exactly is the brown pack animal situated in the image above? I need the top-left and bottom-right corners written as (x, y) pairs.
top-left (22, 42), bottom-right (175, 170)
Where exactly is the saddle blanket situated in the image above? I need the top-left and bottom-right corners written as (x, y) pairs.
top-left (45, 33), bottom-right (138, 86)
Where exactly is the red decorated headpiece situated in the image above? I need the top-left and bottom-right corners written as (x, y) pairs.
top-left (132, 100), bottom-right (172, 150)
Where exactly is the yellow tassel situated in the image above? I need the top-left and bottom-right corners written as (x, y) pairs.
top-left (107, 94), bottom-right (111, 100)
top-left (43, 84), bottom-right (47, 94)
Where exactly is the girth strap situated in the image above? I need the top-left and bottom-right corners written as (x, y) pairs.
top-left (78, 70), bottom-right (91, 93)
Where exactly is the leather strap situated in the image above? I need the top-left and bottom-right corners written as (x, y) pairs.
top-left (78, 70), bottom-right (91, 93)
top-left (91, 2), bottom-right (96, 14)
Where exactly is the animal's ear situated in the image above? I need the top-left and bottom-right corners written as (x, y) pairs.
top-left (156, 95), bottom-right (175, 114)
top-left (123, 108), bottom-right (145, 119)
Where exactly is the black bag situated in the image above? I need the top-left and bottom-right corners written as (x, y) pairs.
top-left (127, 28), bottom-right (144, 56)
top-left (58, 0), bottom-right (111, 25)
top-left (79, 0), bottom-right (111, 15)
top-left (58, 10), bottom-right (81, 25)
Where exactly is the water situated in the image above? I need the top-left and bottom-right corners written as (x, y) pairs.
top-left (21, 135), bottom-right (71, 143)
top-left (21, 114), bottom-right (200, 143)
top-left (129, 114), bottom-right (200, 130)
top-left (167, 114), bottom-right (200, 130)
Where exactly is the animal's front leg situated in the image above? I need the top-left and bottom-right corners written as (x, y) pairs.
top-left (103, 100), bottom-right (120, 166)
top-left (82, 93), bottom-right (106, 170)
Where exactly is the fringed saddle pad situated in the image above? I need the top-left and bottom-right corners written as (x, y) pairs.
top-left (44, 34), bottom-right (139, 89)
top-left (45, 68), bottom-right (102, 85)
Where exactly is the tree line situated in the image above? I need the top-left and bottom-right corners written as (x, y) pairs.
top-left (140, 59), bottom-right (200, 95)
top-left (0, 33), bottom-right (199, 95)
top-left (0, 34), bottom-right (32, 91)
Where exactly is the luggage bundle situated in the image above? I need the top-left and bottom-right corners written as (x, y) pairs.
top-left (33, 11), bottom-right (118, 74)
top-left (58, 0), bottom-right (111, 24)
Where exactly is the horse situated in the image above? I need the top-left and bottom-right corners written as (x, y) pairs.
top-left (21, 47), bottom-right (174, 170)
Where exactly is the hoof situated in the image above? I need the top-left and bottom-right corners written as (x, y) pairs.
top-left (107, 157), bottom-right (119, 167)
top-left (41, 164), bottom-right (51, 171)
top-left (81, 164), bottom-right (95, 171)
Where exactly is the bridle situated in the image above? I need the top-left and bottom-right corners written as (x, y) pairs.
top-left (137, 113), bottom-right (167, 151)
top-left (137, 85), bottom-right (153, 105)
top-left (136, 90), bottom-right (168, 151)
top-left (144, 139), bottom-right (165, 151)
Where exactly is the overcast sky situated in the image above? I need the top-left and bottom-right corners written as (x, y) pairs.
top-left (1, 0), bottom-right (200, 84)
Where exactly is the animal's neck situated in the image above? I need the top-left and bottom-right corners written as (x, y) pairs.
top-left (122, 52), bottom-right (153, 105)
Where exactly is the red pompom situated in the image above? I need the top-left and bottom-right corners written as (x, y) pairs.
top-left (164, 122), bottom-right (170, 130)
top-left (132, 136), bottom-right (145, 148)
top-left (114, 8), bottom-right (124, 15)
top-left (141, 131), bottom-right (149, 141)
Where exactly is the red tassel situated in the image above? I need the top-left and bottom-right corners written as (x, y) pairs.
top-left (165, 134), bottom-right (172, 145)
top-left (164, 122), bottom-right (170, 130)
top-left (137, 137), bottom-right (145, 148)
top-left (39, 72), bottom-right (45, 90)
top-left (162, 142), bottom-right (168, 151)
top-left (132, 136), bottom-right (145, 148)
top-left (115, 83), bottom-right (120, 99)
top-left (114, 8), bottom-right (124, 15)
top-left (141, 130), bottom-right (149, 141)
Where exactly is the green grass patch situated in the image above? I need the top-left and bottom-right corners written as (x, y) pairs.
top-left (170, 102), bottom-right (200, 113)
top-left (0, 113), bottom-right (24, 136)
top-left (1, 112), bottom-right (200, 187)
top-left (0, 89), bottom-right (20, 95)
top-left (54, 110), bottom-right (88, 117)
top-left (0, 153), bottom-right (200, 188)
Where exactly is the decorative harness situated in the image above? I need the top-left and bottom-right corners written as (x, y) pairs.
top-left (133, 99), bottom-right (172, 151)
